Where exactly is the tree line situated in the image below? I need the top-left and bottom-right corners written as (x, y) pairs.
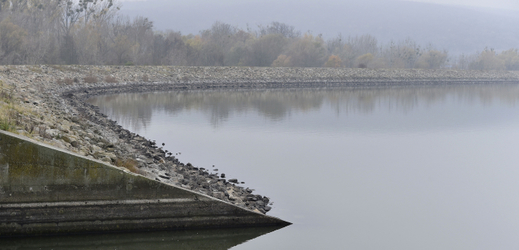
top-left (1, 0), bottom-right (518, 70)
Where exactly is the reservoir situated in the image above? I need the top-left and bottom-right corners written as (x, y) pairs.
top-left (18, 83), bottom-right (519, 249)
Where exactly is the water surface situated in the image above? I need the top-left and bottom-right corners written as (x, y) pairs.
top-left (0, 227), bottom-right (280, 250)
top-left (87, 84), bottom-right (519, 249)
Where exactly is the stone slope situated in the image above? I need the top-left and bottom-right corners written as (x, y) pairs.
top-left (1, 65), bottom-right (518, 214)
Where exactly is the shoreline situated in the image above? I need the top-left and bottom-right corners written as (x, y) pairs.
top-left (2, 65), bottom-right (519, 214)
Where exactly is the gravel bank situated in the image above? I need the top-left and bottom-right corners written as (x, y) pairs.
top-left (1, 65), bottom-right (518, 214)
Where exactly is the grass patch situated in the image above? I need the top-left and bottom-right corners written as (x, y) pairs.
top-left (0, 105), bottom-right (18, 132)
top-left (0, 84), bottom-right (16, 131)
top-left (0, 83), bottom-right (39, 133)
top-left (0, 89), bottom-right (13, 104)
top-left (0, 118), bottom-right (15, 131)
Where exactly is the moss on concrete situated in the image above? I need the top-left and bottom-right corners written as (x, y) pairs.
top-left (0, 130), bottom-right (290, 236)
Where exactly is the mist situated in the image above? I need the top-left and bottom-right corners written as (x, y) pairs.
top-left (1, 0), bottom-right (518, 68)
top-left (120, 0), bottom-right (519, 55)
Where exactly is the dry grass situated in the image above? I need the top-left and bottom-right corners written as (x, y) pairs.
top-left (115, 158), bottom-right (141, 174)
top-left (27, 66), bottom-right (43, 74)
top-left (38, 125), bottom-right (52, 139)
top-left (104, 75), bottom-right (118, 83)
top-left (57, 77), bottom-right (74, 85)
top-left (0, 107), bottom-right (17, 131)
top-left (83, 75), bottom-right (98, 84)
top-left (0, 85), bottom-right (16, 131)
top-left (0, 83), bottom-right (39, 133)
top-left (0, 89), bottom-right (12, 103)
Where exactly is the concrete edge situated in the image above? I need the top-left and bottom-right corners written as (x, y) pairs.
top-left (0, 130), bottom-right (291, 236)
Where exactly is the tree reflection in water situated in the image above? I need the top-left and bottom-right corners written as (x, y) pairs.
top-left (87, 84), bottom-right (519, 131)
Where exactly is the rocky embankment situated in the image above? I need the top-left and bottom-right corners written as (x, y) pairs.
top-left (1, 65), bottom-right (518, 214)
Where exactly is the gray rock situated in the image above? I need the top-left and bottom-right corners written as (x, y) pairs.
top-left (158, 175), bottom-right (170, 180)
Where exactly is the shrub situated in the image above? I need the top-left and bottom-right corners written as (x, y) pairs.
top-left (356, 53), bottom-right (374, 68)
top-left (271, 54), bottom-right (292, 67)
top-left (324, 55), bottom-right (343, 68)
top-left (469, 48), bottom-right (505, 70)
top-left (83, 75), bottom-right (97, 83)
top-left (65, 77), bottom-right (74, 84)
top-left (25, 123), bottom-right (35, 134)
top-left (0, 90), bottom-right (13, 103)
top-left (38, 125), bottom-right (52, 139)
top-left (58, 78), bottom-right (74, 85)
top-left (0, 119), bottom-right (14, 131)
top-left (416, 50), bottom-right (448, 69)
top-left (0, 110), bottom-right (16, 132)
top-left (0, 88), bottom-right (20, 132)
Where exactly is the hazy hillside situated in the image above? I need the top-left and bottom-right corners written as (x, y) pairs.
top-left (120, 0), bottom-right (519, 54)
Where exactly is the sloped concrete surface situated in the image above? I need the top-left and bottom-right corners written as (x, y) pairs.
top-left (0, 131), bottom-right (290, 236)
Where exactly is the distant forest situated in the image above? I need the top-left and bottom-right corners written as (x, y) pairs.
top-left (1, 0), bottom-right (518, 70)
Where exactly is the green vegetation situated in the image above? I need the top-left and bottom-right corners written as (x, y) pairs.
top-left (0, 79), bottom-right (38, 134)
top-left (0, 1), bottom-right (517, 69)
top-left (0, 82), bottom-right (16, 132)
top-left (0, 110), bottom-right (16, 131)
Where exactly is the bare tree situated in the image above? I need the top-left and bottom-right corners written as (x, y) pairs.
top-left (258, 21), bottom-right (300, 38)
top-left (286, 33), bottom-right (327, 67)
top-left (200, 22), bottom-right (237, 66)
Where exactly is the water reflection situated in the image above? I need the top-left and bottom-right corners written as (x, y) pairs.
top-left (86, 83), bottom-right (519, 249)
top-left (0, 226), bottom-right (283, 250)
top-left (88, 84), bottom-right (519, 131)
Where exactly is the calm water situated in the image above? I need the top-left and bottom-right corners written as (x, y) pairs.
top-left (85, 84), bottom-right (519, 249)
top-left (0, 227), bottom-right (281, 249)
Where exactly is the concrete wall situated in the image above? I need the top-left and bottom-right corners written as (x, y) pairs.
top-left (0, 131), bottom-right (289, 236)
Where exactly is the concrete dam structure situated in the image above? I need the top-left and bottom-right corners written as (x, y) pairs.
top-left (0, 130), bottom-right (289, 236)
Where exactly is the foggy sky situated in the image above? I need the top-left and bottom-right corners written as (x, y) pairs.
top-left (409, 0), bottom-right (519, 10)
top-left (119, 0), bottom-right (519, 10)
top-left (117, 0), bottom-right (519, 55)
